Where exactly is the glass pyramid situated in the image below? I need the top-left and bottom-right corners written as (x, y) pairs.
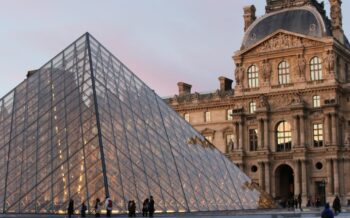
top-left (0, 33), bottom-right (274, 214)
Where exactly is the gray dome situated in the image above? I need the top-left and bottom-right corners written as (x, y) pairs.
top-left (242, 6), bottom-right (332, 49)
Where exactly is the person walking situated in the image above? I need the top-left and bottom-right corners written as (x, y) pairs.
top-left (297, 193), bottom-right (302, 210)
top-left (105, 196), bottom-right (112, 217)
top-left (128, 200), bottom-right (136, 217)
top-left (332, 195), bottom-right (341, 215)
top-left (67, 199), bottom-right (74, 218)
top-left (321, 203), bottom-right (334, 218)
top-left (149, 196), bottom-right (155, 217)
top-left (81, 202), bottom-right (87, 217)
top-left (142, 198), bottom-right (149, 217)
top-left (95, 198), bottom-right (102, 217)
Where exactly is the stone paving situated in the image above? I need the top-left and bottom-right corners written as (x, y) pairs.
top-left (0, 208), bottom-right (349, 218)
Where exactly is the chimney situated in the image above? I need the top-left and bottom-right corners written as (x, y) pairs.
top-left (218, 76), bottom-right (233, 91)
top-left (27, 70), bottom-right (38, 78)
top-left (329, 0), bottom-right (344, 44)
top-left (243, 5), bottom-right (256, 31)
top-left (177, 82), bottom-right (192, 96)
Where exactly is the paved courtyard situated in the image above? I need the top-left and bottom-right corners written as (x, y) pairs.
top-left (0, 208), bottom-right (349, 218)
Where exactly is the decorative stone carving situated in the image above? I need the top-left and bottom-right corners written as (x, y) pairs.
top-left (324, 50), bottom-right (335, 74)
top-left (297, 54), bottom-right (306, 78)
top-left (291, 92), bottom-right (305, 105)
top-left (262, 60), bottom-right (272, 82)
top-left (258, 94), bottom-right (270, 110)
top-left (227, 139), bottom-right (234, 153)
top-left (330, 0), bottom-right (342, 30)
top-left (251, 33), bottom-right (320, 54)
top-left (235, 63), bottom-right (245, 85)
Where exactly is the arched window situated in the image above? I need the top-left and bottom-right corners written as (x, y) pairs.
top-left (248, 65), bottom-right (259, 88)
top-left (276, 121), bottom-right (292, 152)
top-left (278, 61), bottom-right (290, 84)
top-left (310, 57), bottom-right (322, 81)
top-left (312, 95), bottom-right (320, 108)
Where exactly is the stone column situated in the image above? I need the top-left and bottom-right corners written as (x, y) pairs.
top-left (301, 160), bottom-right (308, 197)
top-left (234, 122), bottom-right (239, 150)
top-left (239, 121), bottom-right (244, 150)
top-left (264, 161), bottom-right (270, 193)
top-left (300, 115), bottom-right (305, 147)
top-left (258, 162), bottom-right (265, 190)
top-left (326, 159), bottom-right (333, 194)
top-left (258, 119), bottom-right (264, 149)
top-left (325, 114), bottom-right (331, 146)
top-left (331, 113), bottom-right (338, 146)
top-left (264, 119), bottom-right (269, 149)
top-left (293, 115), bottom-right (299, 147)
top-left (294, 160), bottom-right (300, 196)
top-left (333, 159), bottom-right (339, 195)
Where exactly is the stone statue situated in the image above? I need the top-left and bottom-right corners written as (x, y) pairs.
top-left (324, 50), bottom-right (335, 73)
top-left (297, 54), bottom-right (306, 77)
top-left (235, 63), bottom-right (245, 85)
top-left (227, 139), bottom-right (234, 153)
top-left (330, 1), bottom-right (342, 29)
top-left (291, 92), bottom-right (304, 105)
top-left (258, 94), bottom-right (269, 109)
top-left (262, 60), bottom-right (272, 82)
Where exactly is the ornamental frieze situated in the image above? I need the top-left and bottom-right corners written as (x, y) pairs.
top-left (250, 33), bottom-right (322, 54)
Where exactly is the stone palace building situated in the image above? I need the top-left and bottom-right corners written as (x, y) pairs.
top-left (165, 0), bottom-right (350, 206)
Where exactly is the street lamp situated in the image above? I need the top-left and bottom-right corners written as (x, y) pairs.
top-left (321, 179), bottom-right (327, 206)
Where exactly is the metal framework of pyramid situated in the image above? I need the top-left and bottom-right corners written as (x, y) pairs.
top-left (0, 33), bottom-right (274, 214)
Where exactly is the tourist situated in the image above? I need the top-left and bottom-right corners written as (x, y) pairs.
top-left (67, 199), bottom-right (74, 218)
top-left (142, 198), bottom-right (149, 217)
top-left (81, 202), bottom-right (87, 217)
top-left (149, 196), bottom-right (155, 217)
top-left (332, 195), bottom-right (341, 215)
top-left (105, 196), bottom-right (112, 217)
top-left (321, 203), bottom-right (334, 218)
top-left (95, 198), bottom-right (102, 217)
top-left (128, 200), bottom-right (136, 217)
top-left (297, 193), bottom-right (302, 210)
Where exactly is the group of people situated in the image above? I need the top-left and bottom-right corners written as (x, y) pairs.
top-left (321, 196), bottom-right (341, 218)
top-left (286, 193), bottom-right (302, 210)
top-left (67, 195), bottom-right (155, 217)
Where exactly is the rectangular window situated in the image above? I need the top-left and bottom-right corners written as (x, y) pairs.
top-left (184, 113), bottom-right (190, 122)
top-left (204, 135), bottom-right (212, 143)
top-left (205, 111), bottom-right (211, 122)
top-left (313, 123), bottom-right (323, 147)
top-left (227, 109), bottom-right (233, 120)
top-left (249, 129), bottom-right (258, 151)
top-left (249, 102), bottom-right (256, 114)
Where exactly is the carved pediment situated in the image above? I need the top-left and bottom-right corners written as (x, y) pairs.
top-left (240, 30), bottom-right (326, 55)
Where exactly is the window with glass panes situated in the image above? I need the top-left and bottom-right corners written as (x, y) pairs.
top-left (313, 123), bottom-right (323, 147)
top-left (205, 135), bottom-right (213, 143)
top-left (310, 57), bottom-right (322, 81)
top-left (227, 109), bottom-right (233, 120)
top-left (248, 65), bottom-right (259, 88)
top-left (278, 61), bottom-right (290, 84)
top-left (313, 95), bottom-right (320, 108)
top-left (249, 102), bottom-right (256, 114)
top-left (249, 129), bottom-right (258, 151)
top-left (204, 111), bottom-right (211, 122)
top-left (276, 121), bottom-right (292, 152)
top-left (184, 113), bottom-right (190, 122)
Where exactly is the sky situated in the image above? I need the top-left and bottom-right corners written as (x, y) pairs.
top-left (0, 0), bottom-right (349, 98)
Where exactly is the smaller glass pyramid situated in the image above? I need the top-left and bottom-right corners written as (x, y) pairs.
top-left (0, 33), bottom-right (275, 214)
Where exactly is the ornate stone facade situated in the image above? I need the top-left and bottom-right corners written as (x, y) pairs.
top-left (165, 0), bottom-right (350, 207)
